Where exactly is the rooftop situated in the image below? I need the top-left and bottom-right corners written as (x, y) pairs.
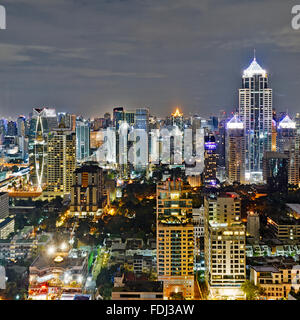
top-left (243, 57), bottom-right (266, 77)
top-left (113, 280), bottom-right (163, 293)
top-left (286, 203), bottom-right (300, 215)
top-left (30, 252), bottom-right (87, 271)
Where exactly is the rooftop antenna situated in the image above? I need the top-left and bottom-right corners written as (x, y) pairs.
top-left (253, 48), bottom-right (256, 61)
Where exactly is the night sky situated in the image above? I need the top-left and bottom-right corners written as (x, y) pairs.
top-left (0, 0), bottom-right (299, 118)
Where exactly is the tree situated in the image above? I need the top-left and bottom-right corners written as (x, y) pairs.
top-left (241, 280), bottom-right (261, 300)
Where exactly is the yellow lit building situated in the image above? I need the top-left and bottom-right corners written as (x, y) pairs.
top-left (44, 127), bottom-right (76, 199)
top-left (156, 180), bottom-right (194, 299)
top-left (204, 192), bottom-right (246, 299)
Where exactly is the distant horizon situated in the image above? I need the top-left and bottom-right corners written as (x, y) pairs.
top-left (0, 1), bottom-right (299, 118)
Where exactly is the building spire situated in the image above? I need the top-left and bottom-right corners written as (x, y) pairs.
top-left (253, 48), bottom-right (256, 61)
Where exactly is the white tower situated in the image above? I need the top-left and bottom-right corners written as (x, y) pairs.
top-left (239, 55), bottom-right (273, 183)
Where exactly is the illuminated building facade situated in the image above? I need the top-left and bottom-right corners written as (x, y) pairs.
top-left (204, 193), bottom-right (246, 299)
top-left (29, 108), bottom-right (48, 190)
top-left (263, 151), bottom-right (288, 192)
top-left (277, 115), bottom-right (299, 185)
top-left (239, 57), bottom-right (273, 183)
top-left (204, 134), bottom-right (217, 186)
top-left (28, 249), bottom-right (88, 300)
top-left (70, 161), bottom-right (104, 218)
top-left (45, 127), bottom-right (76, 198)
top-left (76, 120), bottom-right (90, 162)
top-left (226, 115), bottom-right (245, 184)
top-left (156, 180), bottom-right (194, 299)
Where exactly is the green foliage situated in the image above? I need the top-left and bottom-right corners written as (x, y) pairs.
top-left (241, 280), bottom-right (263, 300)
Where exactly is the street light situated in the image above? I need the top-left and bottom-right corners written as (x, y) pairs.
top-left (47, 246), bottom-right (55, 255)
top-left (60, 242), bottom-right (67, 251)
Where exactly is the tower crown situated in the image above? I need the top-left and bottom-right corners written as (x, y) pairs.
top-left (227, 114), bottom-right (244, 129)
top-left (243, 57), bottom-right (266, 77)
top-left (278, 115), bottom-right (296, 129)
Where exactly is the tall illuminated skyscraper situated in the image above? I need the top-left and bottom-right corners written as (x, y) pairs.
top-left (239, 56), bottom-right (273, 183)
top-left (156, 180), bottom-right (194, 300)
top-left (29, 109), bottom-right (48, 190)
top-left (45, 126), bottom-right (76, 198)
top-left (76, 120), bottom-right (90, 162)
top-left (204, 193), bottom-right (246, 300)
top-left (277, 115), bottom-right (299, 185)
top-left (204, 133), bottom-right (217, 186)
top-left (226, 115), bottom-right (245, 184)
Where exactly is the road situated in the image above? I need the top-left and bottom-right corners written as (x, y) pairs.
top-left (91, 247), bottom-right (110, 281)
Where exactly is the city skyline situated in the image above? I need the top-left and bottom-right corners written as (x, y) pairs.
top-left (0, 0), bottom-right (299, 118)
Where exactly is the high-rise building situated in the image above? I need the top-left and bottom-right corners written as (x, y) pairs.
top-left (76, 121), bottom-right (90, 162)
top-left (17, 116), bottom-right (26, 137)
top-left (239, 56), bottom-right (273, 183)
top-left (156, 180), bottom-right (194, 300)
top-left (277, 115), bottom-right (299, 186)
top-left (0, 192), bottom-right (9, 219)
top-left (263, 151), bottom-right (289, 192)
top-left (204, 133), bottom-right (217, 186)
top-left (135, 108), bottom-right (149, 132)
top-left (225, 115), bottom-right (245, 184)
top-left (113, 107), bottom-right (124, 130)
top-left (70, 161), bottom-right (104, 218)
top-left (204, 192), bottom-right (246, 299)
top-left (247, 211), bottom-right (260, 242)
top-left (45, 127), bottom-right (76, 198)
top-left (7, 121), bottom-right (17, 136)
top-left (29, 109), bottom-right (48, 190)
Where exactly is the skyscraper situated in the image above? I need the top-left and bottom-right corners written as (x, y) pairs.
top-left (226, 115), bottom-right (245, 184)
top-left (263, 151), bottom-right (289, 192)
top-left (156, 180), bottom-right (194, 300)
top-left (70, 161), bottom-right (104, 219)
top-left (277, 115), bottom-right (299, 185)
top-left (45, 126), bottom-right (76, 198)
top-left (239, 56), bottom-right (273, 183)
top-left (29, 109), bottom-right (48, 190)
top-left (204, 133), bottom-right (217, 186)
top-left (204, 192), bottom-right (246, 299)
top-left (135, 108), bottom-right (149, 132)
top-left (76, 121), bottom-right (90, 162)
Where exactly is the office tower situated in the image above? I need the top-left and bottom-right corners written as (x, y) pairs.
top-left (17, 116), bottom-right (26, 137)
top-left (135, 108), bottom-right (149, 132)
top-left (239, 56), bottom-right (273, 183)
top-left (29, 108), bottom-right (58, 135)
top-left (124, 110), bottom-right (135, 126)
top-left (263, 151), bottom-right (289, 192)
top-left (45, 127), bottom-right (76, 198)
top-left (277, 115), bottom-right (299, 185)
top-left (113, 107), bottom-right (124, 130)
top-left (204, 192), bottom-right (246, 299)
top-left (204, 134), bottom-right (217, 186)
top-left (0, 192), bottom-right (9, 219)
top-left (271, 119), bottom-right (277, 151)
top-left (70, 161), bottom-right (104, 218)
top-left (90, 130), bottom-right (104, 150)
top-left (104, 112), bottom-right (111, 127)
top-left (29, 109), bottom-right (48, 190)
top-left (226, 115), bottom-right (245, 184)
top-left (156, 180), bottom-right (194, 300)
top-left (58, 112), bottom-right (76, 131)
top-left (76, 121), bottom-right (90, 162)
top-left (193, 207), bottom-right (205, 257)
top-left (18, 136), bottom-right (28, 160)
top-left (171, 108), bottom-right (184, 130)
top-left (7, 121), bottom-right (17, 136)
top-left (216, 119), bottom-right (226, 167)
top-left (247, 212), bottom-right (260, 242)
